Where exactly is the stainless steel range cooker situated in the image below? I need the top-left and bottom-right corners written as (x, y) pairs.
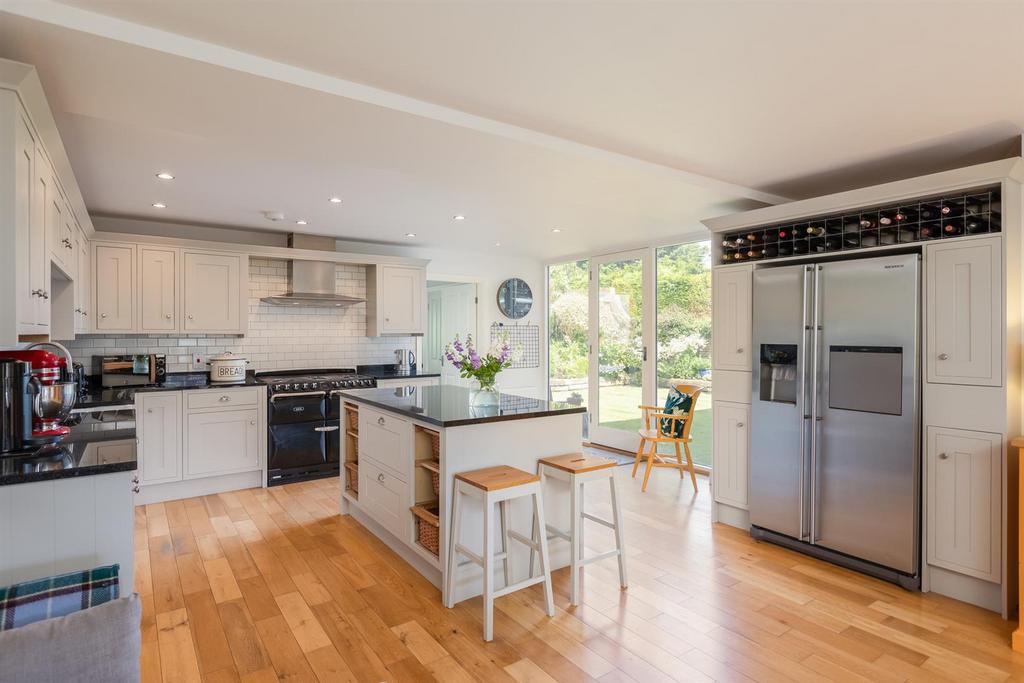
top-left (255, 368), bottom-right (376, 486)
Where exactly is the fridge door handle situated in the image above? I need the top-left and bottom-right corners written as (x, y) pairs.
top-left (809, 264), bottom-right (823, 544)
top-left (798, 265), bottom-right (814, 541)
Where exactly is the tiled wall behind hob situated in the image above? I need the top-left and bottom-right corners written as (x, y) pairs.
top-left (58, 257), bottom-right (416, 374)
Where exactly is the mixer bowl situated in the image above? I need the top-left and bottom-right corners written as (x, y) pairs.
top-left (29, 381), bottom-right (78, 423)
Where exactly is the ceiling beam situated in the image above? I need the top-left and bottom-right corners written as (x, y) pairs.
top-left (3, 0), bottom-right (791, 206)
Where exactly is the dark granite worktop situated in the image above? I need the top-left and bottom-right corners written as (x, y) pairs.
top-left (336, 384), bottom-right (585, 428)
top-left (76, 372), bottom-right (264, 409)
top-left (0, 433), bottom-right (137, 486)
top-left (356, 364), bottom-right (441, 380)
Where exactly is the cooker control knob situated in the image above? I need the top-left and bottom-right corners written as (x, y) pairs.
top-left (301, 382), bottom-right (310, 390)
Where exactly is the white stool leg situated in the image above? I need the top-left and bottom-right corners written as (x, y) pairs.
top-left (532, 489), bottom-right (555, 617)
top-left (578, 479), bottom-right (585, 563)
top-left (528, 463), bottom-right (546, 578)
top-left (445, 483), bottom-right (463, 608)
top-left (482, 492), bottom-right (495, 642)
top-left (500, 499), bottom-right (511, 588)
top-left (609, 473), bottom-right (628, 588)
top-left (569, 473), bottom-right (581, 606)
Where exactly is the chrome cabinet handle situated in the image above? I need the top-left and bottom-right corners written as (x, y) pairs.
top-left (101, 313), bottom-right (107, 318)
top-left (377, 473), bottom-right (385, 483)
top-left (377, 417), bottom-right (385, 425)
top-left (736, 347), bottom-right (743, 353)
top-left (165, 314), bottom-right (172, 319)
top-left (219, 395), bottom-right (230, 402)
top-left (939, 452), bottom-right (949, 459)
top-left (736, 422), bottom-right (744, 428)
top-left (250, 420), bottom-right (256, 425)
top-left (188, 314), bottom-right (194, 320)
top-left (132, 485), bottom-right (140, 493)
top-left (938, 353), bottom-right (949, 360)
top-left (147, 408), bottom-right (153, 413)
top-left (41, 291), bottom-right (48, 299)
top-left (132, 475), bottom-right (140, 484)
top-left (314, 425), bottom-right (340, 432)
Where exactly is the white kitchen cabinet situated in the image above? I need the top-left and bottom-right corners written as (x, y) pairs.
top-left (74, 228), bottom-right (90, 333)
top-left (94, 243), bottom-right (136, 331)
top-left (359, 406), bottom-right (410, 479)
top-left (375, 377), bottom-right (440, 389)
top-left (138, 247), bottom-right (178, 332)
top-left (359, 457), bottom-right (410, 541)
top-left (28, 142), bottom-right (52, 332)
top-left (45, 169), bottom-right (72, 276)
top-left (712, 400), bottom-right (749, 509)
top-left (926, 426), bottom-right (1002, 582)
top-left (185, 408), bottom-right (260, 478)
top-left (13, 108), bottom-right (39, 335)
top-left (926, 237), bottom-right (1002, 387)
top-left (712, 265), bottom-right (752, 371)
top-left (366, 264), bottom-right (426, 336)
top-left (137, 391), bottom-right (182, 485)
top-left (182, 250), bottom-right (246, 333)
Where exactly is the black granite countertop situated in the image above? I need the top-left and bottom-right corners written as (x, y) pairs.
top-left (0, 434), bottom-right (137, 485)
top-left (356, 364), bottom-right (441, 380)
top-left (336, 384), bottom-right (585, 428)
top-left (76, 372), bottom-right (264, 409)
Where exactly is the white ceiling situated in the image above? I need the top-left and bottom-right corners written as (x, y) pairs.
top-left (2, 1), bottom-right (1023, 259)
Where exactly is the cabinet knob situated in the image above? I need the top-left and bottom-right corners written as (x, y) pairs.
top-left (83, 311), bottom-right (88, 316)
top-left (377, 473), bottom-right (385, 483)
top-left (188, 315), bottom-right (194, 320)
top-left (219, 395), bottom-right (230, 402)
top-left (938, 353), bottom-right (949, 360)
top-left (377, 416), bottom-right (385, 425)
top-left (165, 314), bottom-right (172, 319)
top-left (736, 422), bottom-right (744, 428)
top-left (250, 420), bottom-right (256, 425)
top-left (132, 485), bottom-right (140, 493)
top-left (939, 452), bottom-right (949, 460)
top-left (147, 408), bottom-right (153, 413)
top-left (132, 475), bottom-right (140, 484)
top-left (385, 317), bottom-right (390, 322)
top-left (736, 347), bottom-right (743, 353)
top-left (41, 291), bottom-right (48, 299)
top-left (101, 313), bottom-right (107, 318)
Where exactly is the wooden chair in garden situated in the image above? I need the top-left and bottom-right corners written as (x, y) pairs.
top-left (632, 384), bottom-right (702, 493)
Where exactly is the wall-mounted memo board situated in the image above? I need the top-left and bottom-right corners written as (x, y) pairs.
top-left (491, 322), bottom-right (540, 369)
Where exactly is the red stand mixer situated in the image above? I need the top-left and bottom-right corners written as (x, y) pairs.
top-left (1, 343), bottom-right (78, 445)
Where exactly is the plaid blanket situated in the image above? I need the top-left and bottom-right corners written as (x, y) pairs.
top-left (0, 564), bottom-right (120, 631)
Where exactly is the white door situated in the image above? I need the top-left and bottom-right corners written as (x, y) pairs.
top-left (138, 392), bottom-right (182, 485)
top-left (712, 400), bottom-right (749, 508)
top-left (182, 251), bottom-right (241, 332)
top-left (94, 244), bottom-right (135, 331)
top-left (138, 247), bottom-right (178, 332)
top-left (926, 238), bottom-right (1002, 386)
top-left (712, 266), bottom-right (753, 371)
top-left (380, 265), bottom-right (425, 334)
top-left (426, 289), bottom-right (443, 373)
top-left (426, 283), bottom-right (477, 378)
top-left (185, 408), bottom-right (259, 477)
top-left (926, 426), bottom-right (1001, 582)
top-left (14, 112), bottom-right (35, 335)
top-left (588, 249), bottom-right (654, 451)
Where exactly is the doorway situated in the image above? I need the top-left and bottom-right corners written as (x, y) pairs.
top-left (424, 281), bottom-right (478, 379)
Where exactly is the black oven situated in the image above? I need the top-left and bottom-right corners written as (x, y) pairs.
top-left (267, 391), bottom-right (339, 485)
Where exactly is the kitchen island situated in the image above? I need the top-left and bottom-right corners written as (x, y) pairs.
top-left (337, 384), bottom-right (586, 604)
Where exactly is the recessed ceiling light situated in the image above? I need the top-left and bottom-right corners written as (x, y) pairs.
top-left (155, 172), bottom-right (174, 180)
top-left (295, 220), bottom-right (307, 225)
top-left (551, 227), bottom-right (562, 233)
top-left (453, 214), bottom-right (465, 221)
top-left (405, 232), bottom-right (417, 238)
top-left (495, 242), bottom-right (502, 247)
top-left (329, 197), bottom-right (343, 204)
top-left (152, 202), bottom-right (166, 208)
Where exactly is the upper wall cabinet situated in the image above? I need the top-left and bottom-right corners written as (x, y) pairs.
top-left (94, 242), bottom-right (247, 335)
top-left (74, 227), bottom-right (90, 333)
top-left (712, 265), bottom-right (752, 372)
top-left (366, 264), bottom-right (426, 336)
top-left (925, 236), bottom-right (1002, 387)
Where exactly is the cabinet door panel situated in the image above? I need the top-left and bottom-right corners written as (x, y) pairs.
top-left (182, 252), bottom-right (242, 332)
top-left (14, 113), bottom-right (35, 333)
top-left (94, 244), bottom-right (135, 331)
top-left (138, 392), bottom-right (182, 485)
top-left (926, 426), bottom-right (1001, 582)
top-left (380, 266), bottom-right (425, 334)
top-left (185, 409), bottom-right (259, 477)
top-left (926, 238), bottom-right (1001, 386)
top-left (713, 400), bottom-right (749, 508)
top-left (76, 230), bottom-right (90, 332)
top-left (31, 146), bottom-right (51, 331)
top-left (713, 266), bottom-right (752, 371)
top-left (139, 247), bottom-right (178, 332)
top-left (358, 407), bottom-right (408, 480)
top-left (360, 458), bottom-right (409, 540)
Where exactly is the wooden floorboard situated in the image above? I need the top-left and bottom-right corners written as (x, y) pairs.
top-left (136, 468), bottom-right (1024, 682)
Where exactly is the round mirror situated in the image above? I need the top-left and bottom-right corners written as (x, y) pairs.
top-left (496, 278), bottom-right (533, 319)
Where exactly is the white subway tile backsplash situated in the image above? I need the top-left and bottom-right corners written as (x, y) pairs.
top-left (61, 259), bottom-right (412, 373)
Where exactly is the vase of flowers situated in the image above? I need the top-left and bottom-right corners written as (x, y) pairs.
top-left (445, 334), bottom-right (515, 408)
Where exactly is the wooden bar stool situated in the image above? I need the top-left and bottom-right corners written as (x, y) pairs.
top-left (531, 453), bottom-right (628, 606)
top-left (445, 465), bottom-right (555, 642)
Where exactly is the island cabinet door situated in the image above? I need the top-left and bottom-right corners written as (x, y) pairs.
top-left (358, 407), bottom-right (410, 478)
top-left (360, 458), bottom-right (409, 541)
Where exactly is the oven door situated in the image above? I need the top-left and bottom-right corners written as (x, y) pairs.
top-left (268, 421), bottom-right (335, 470)
top-left (268, 392), bottom-right (326, 425)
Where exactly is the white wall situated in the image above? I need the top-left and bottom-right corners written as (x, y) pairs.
top-left (56, 257), bottom-right (415, 373)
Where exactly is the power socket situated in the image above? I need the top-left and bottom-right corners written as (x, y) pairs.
top-left (192, 354), bottom-right (204, 371)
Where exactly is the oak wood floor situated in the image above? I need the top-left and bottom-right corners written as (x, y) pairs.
top-left (136, 468), bottom-right (1024, 682)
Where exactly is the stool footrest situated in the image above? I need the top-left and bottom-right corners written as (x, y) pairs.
top-left (544, 524), bottom-right (572, 542)
top-left (493, 574), bottom-right (547, 599)
top-left (581, 512), bottom-right (615, 529)
top-left (581, 549), bottom-right (621, 566)
top-left (507, 529), bottom-right (539, 550)
top-left (454, 544), bottom-right (484, 567)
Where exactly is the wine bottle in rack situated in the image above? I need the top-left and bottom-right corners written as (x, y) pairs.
top-left (843, 235), bottom-right (860, 248)
top-left (793, 240), bottom-right (810, 255)
top-left (746, 233), bottom-right (760, 243)
top-left (721, 253), bottom-right (732, 263)
top-left (942, 221), bottom-right (963, 236)
top-left (878, 216), bottom-right (893, 226)
top-left (746, 249), bottom-right (762, 259)
top-left (878, 209), bottom-right (899, 226)
top-left (919, 224), bottom-right (939, 239)
top-left (919, 204), bottom-right (940, 220)
top-left (734, 236), bottom-right (747, 246)
top-left (895, 208), bottom-right (917, 223)
top-left (825, 237), bottom-right (842, 251)
top-left (721, 239), bottom-right (735, 248)
top-left (859, 218), bottom-right (876, 229)
top-left (965, 218), bottom-right (987, 234)
top-left (733, 251), bottom-right (746, 261)
top-left (940, 200), bottom-right (963, 217)
top-left (806, 226), bottom-right (825, 237)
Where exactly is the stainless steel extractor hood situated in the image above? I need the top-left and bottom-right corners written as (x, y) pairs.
top-left (260, 234), bottom-right (365, 307)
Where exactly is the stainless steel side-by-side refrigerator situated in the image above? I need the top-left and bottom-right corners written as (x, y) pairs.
top-left (749, 252), bottom-right (921, 589)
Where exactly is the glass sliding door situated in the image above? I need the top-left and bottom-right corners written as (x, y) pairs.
top-left (655, 242), bottom-right (712, 466)
top-left (548, 260), bottom-right (590, 413)
top-left (588, 250), bottom-right (654, 451)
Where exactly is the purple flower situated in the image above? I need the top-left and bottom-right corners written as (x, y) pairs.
top-left (471, 356), bottom-right (482, 370)
top-left (453, 339), bottom-right (464, 353)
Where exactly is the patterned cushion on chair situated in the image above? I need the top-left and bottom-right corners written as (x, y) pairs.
top-left (0, 564), bottom-right (120, 631)
top-left (660, 388), bottom-right (693, 438)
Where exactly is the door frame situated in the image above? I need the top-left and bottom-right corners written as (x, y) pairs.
top-left (587, 248), bottom-right (656, 452)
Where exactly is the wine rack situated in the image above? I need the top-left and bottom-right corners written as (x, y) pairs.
top-left (718, 185), bottom-right (1001, 264)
